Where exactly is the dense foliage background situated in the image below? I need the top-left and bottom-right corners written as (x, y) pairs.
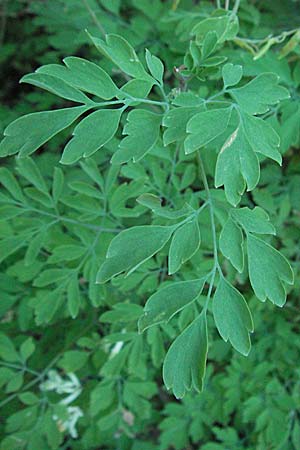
top-left (0, 1), bottom-right (300, 449)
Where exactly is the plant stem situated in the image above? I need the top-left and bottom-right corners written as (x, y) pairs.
top-left (196, 152), bottom-right (221, 310)
top-left (82, 0), bottom-right (106, 37)
top-left (232, 0), bottom-right (241, 15)
top-left (225, 0), bottom-right (230, 10)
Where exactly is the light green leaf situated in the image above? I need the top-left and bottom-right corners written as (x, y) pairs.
top-left (215, 126), bottom-right (259, 205)
top-left (231, 207), bottom-right (276, 235)
top-left (38, 57), bottom-right (119, 100)
top-left (0, 106), bottom-right (88, 157)
top-left (230, 73), bottom-right (290, 114)
top-left (120, 79), bottom-right (153, 99)
top-left (220, 217), bottom-right (244, 272)
top-left (111, 110), bottom-right (161, 164)
top-left (67, 274), bottom-right (81, 319)
top-left (201, 31), bottom-right (218, 59)
top-left (168, 219), bottom-right (200, 274)
top-left (0, 167), bottom-right (25, 202)
top-left (163, 107), bottom-right (200, 146)
top-left (185, 107), bottom-right (232, 154)
top-left (97, 225), bottom-right (174, 283)
top-left (16, 157), bottom-right (48, 194)
top-left (52, 167), bottom-right (64, 203)
top-left (20, 73), bottom-right (90, 103)
top-left (222, 63), bottom-right (243, 88)
top-left (242, 113), bottom-right (282, 164)
top-left (247, 234), bottom-right (294, 306)
top-left (213, 278), bottom-right (253, 356)
top-left (0, 333), bottom-right (20, 362)
top-left (145, 49), bottom-right (164, 84)
top-left (192, 14), bottom-right (239, 44)
top-left (88, 33), bottom-right (153, 81)
top-left (139, 278), bottom-right (206, 332)
top-left (0, 205), bottom-right (23, 221)
top-left (61, 108), bottom-right (123, 164)
top-left (34, 269), bottom-right (70, 287)
top-left (20, 338), bottom-right (35, 362)
top-left (163, 312), bottom-right (208, 398)
top-left (58, 350), bottom-right (88, 372)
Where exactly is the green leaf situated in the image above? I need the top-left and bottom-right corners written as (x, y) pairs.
top-left (20, 338), bottom-right (35, 362)
top-left (242, 113), bottom-right (282, 164)
top-left (168, 218), bottom-right (200, 275)
top-left (90, 382), bottom-right (116, 416)
top-left (213, 278), bottom-right (253, 356)
top-left (97, 225), bottom-right (174, 283)
top-left (139, 278), bottom-right (206, 332)
top-left (67, 274), bottom-right (81, 319)
top-left (222, 63), bottom-right (243, 88)
top-left (38, 56), bottom-right (120, 100)
top-left (201, 31), bottom-right (218, 59)
top-left (231, 207), bottom-right (276, 235)
top-left (18, 392), bottom-right (39, 405)
top-left (192, 14), bottom-right (239, 44)
top-left (0, 333), bottom-right (20, 362)
top-left (220, 217), bottom-right (244, 272)
top-left (247, 234), bottom-right (294, 306)
top-left (5, 372), bottom-right (24, 393)
top-left (163, 107), bottom-right (200, 146)
top-left (163, 312), bottom-right (208, 398)
top-left (24, 229), bottom-right (47, 266)
top-left (185, 107), bottom-right (232, 154)
top-left (88, 33), bottom-right (152, 81)
top-left (0, 106), bottom-right (88, 157)
top-left (60, 108), bottom-right (123, 164)
top-left (58, 350), bottom-right (88, 372)
top-left (229, 73), bottom-right (290, 114)
top-left (34, 269), bottom-right (70, 287)
top-left (16, 157), bottom-right (48, 194)
top-left (0, 205), bottom-right (23, 221)
top-left (215, 126), bottom-right (259, 205)
top-left (111, 110), bottom-right (161, 164)
top-left (20, 73), bottom-right (91, 103)
top-left (145, 49), bottom-right (164, 84)
top-left (52, 167), bottom-right (64, 203)
top-left (0, 167), bottom-right (25, 202)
